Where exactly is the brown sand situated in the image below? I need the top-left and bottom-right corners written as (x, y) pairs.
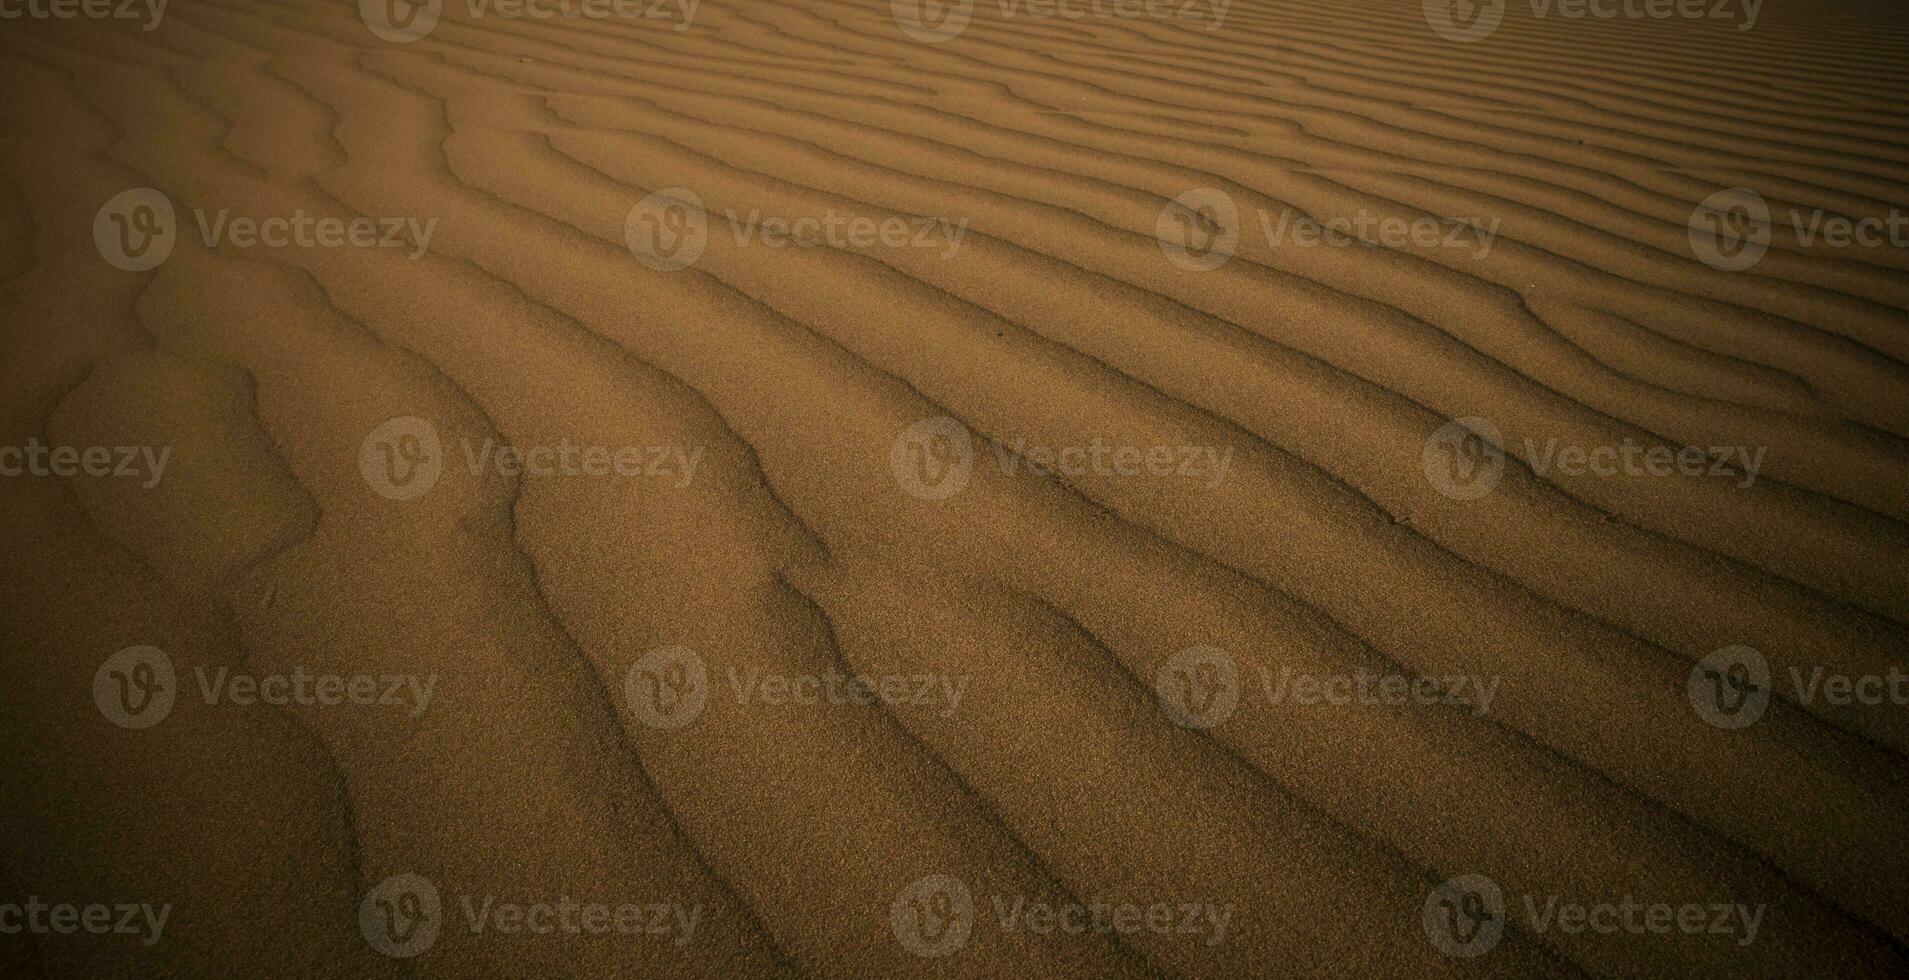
top-left (2, 0), bottom-right (1907, 975)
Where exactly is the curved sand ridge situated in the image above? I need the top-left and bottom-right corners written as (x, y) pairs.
top-left (1, 0), bottom-right (1906, 976)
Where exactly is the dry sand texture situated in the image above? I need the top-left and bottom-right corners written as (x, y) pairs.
top-left (2, 0), bottom-right (1907, 975)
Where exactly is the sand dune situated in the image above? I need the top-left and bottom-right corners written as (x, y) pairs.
top-left (2, 0), bottom-right (1906, 975)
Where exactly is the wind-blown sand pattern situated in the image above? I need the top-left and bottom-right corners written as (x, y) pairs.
top-left (1, 0), bottom-right (1906, 975)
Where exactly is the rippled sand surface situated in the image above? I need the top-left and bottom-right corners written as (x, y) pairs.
top-left (2, 0), bottom-right (1907, 975)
